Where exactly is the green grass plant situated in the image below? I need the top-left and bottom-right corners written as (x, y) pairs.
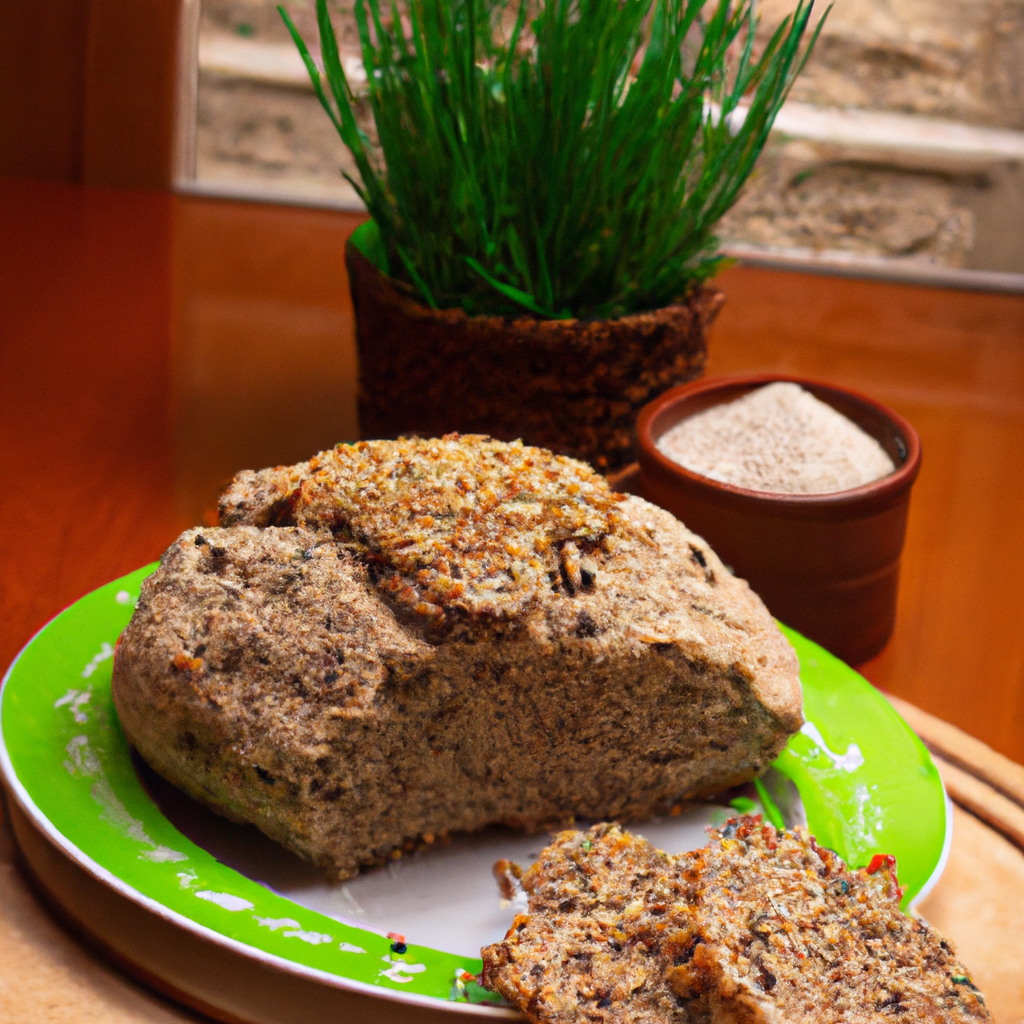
top-left (280, 0), bottom-right (826, 318)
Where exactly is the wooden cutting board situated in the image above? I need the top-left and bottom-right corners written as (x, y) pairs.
top-left (2, 700), bottom-right (1023, 1023)
top-left (888, 697), bottom-right (1024, 1023)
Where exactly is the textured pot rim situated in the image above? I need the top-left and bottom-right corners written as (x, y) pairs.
top-left (345, 237), bottom-right (723, 329)
top-left (636, 374), bottom-right (922, 519)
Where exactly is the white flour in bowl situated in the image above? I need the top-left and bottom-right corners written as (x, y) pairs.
top-left (656, 382), bottom-right (896, 494)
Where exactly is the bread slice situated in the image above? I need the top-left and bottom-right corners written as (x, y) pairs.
top-left (481, 819), bottom-right (991, 1024)
top-left (112, 435), bottom-right (801, 879)
top-left (482, 823), bottom-right (696, 1023)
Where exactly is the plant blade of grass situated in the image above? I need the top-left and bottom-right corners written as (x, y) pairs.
top-left (464, 257), bottom-right (565, 318)
top-left (282, 0), bottom-right (826, 318)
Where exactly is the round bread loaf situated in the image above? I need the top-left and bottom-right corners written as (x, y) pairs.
top-left (112, 436), bottom-right (802, 879)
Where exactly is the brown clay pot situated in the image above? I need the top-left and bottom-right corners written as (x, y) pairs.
top-left (346, 241), bottom-right (724, 471)
top-left (635, 374), bottom-right (922, 665)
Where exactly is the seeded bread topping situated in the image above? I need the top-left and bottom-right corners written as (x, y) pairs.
top-left (113, 436), bottom-right (802, 879)
top-left (481, 818), bottom-right (990, 1024)
top-left (221, 435), bottom-right (643, 623)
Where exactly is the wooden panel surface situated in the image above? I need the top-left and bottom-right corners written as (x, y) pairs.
top-left (82, 0), bottom-right (182, 188)
top-left (0, 0), bottom-right (90, 180)
top-left (0, 177), bottom-right (178, 667)
top-left (171, 196), bottom-right (364, 526)
top-left (0, 0), bottom-right (183, 187)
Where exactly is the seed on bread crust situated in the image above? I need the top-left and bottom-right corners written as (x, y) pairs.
top-left (221, 434), bottom-right (651, 624)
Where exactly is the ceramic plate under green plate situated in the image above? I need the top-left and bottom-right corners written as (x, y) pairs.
top-left (0, 567), bottom-right (949, 1012)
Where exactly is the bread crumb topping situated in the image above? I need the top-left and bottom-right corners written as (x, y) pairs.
top-left (274, 435), bottom-right (632, 621)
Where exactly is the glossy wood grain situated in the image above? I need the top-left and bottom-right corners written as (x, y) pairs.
top-left (2, 176), bottom-right (1023, 775)
top-left (0, 178), bottom-right (178, 665)
top-left (0, 1), bottom-right (89, 181)
top-left (0, 0), bottom-right (181, 187)
top-left (172, 196), bottom-right (362, 527)
top-left (81, 0), bottom-right (182, 189)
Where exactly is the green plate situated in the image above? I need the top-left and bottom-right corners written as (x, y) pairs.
top-left (0, 567), bottom-right (948, 1010)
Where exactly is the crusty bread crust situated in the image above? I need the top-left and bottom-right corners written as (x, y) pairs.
top-left (481, 820), bottom-right (991, 1024)
top-left (112, 436), bottom-right (802, 879)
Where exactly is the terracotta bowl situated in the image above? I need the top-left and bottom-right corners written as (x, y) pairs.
top-left (635, 374), bottom-right (922, 665)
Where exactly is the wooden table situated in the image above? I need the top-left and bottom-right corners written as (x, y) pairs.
top-left (2, 175), bottom-right (1024, 1022)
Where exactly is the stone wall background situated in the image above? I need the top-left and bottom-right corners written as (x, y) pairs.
top-left (192, 0), bottom-right (1024, 274)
